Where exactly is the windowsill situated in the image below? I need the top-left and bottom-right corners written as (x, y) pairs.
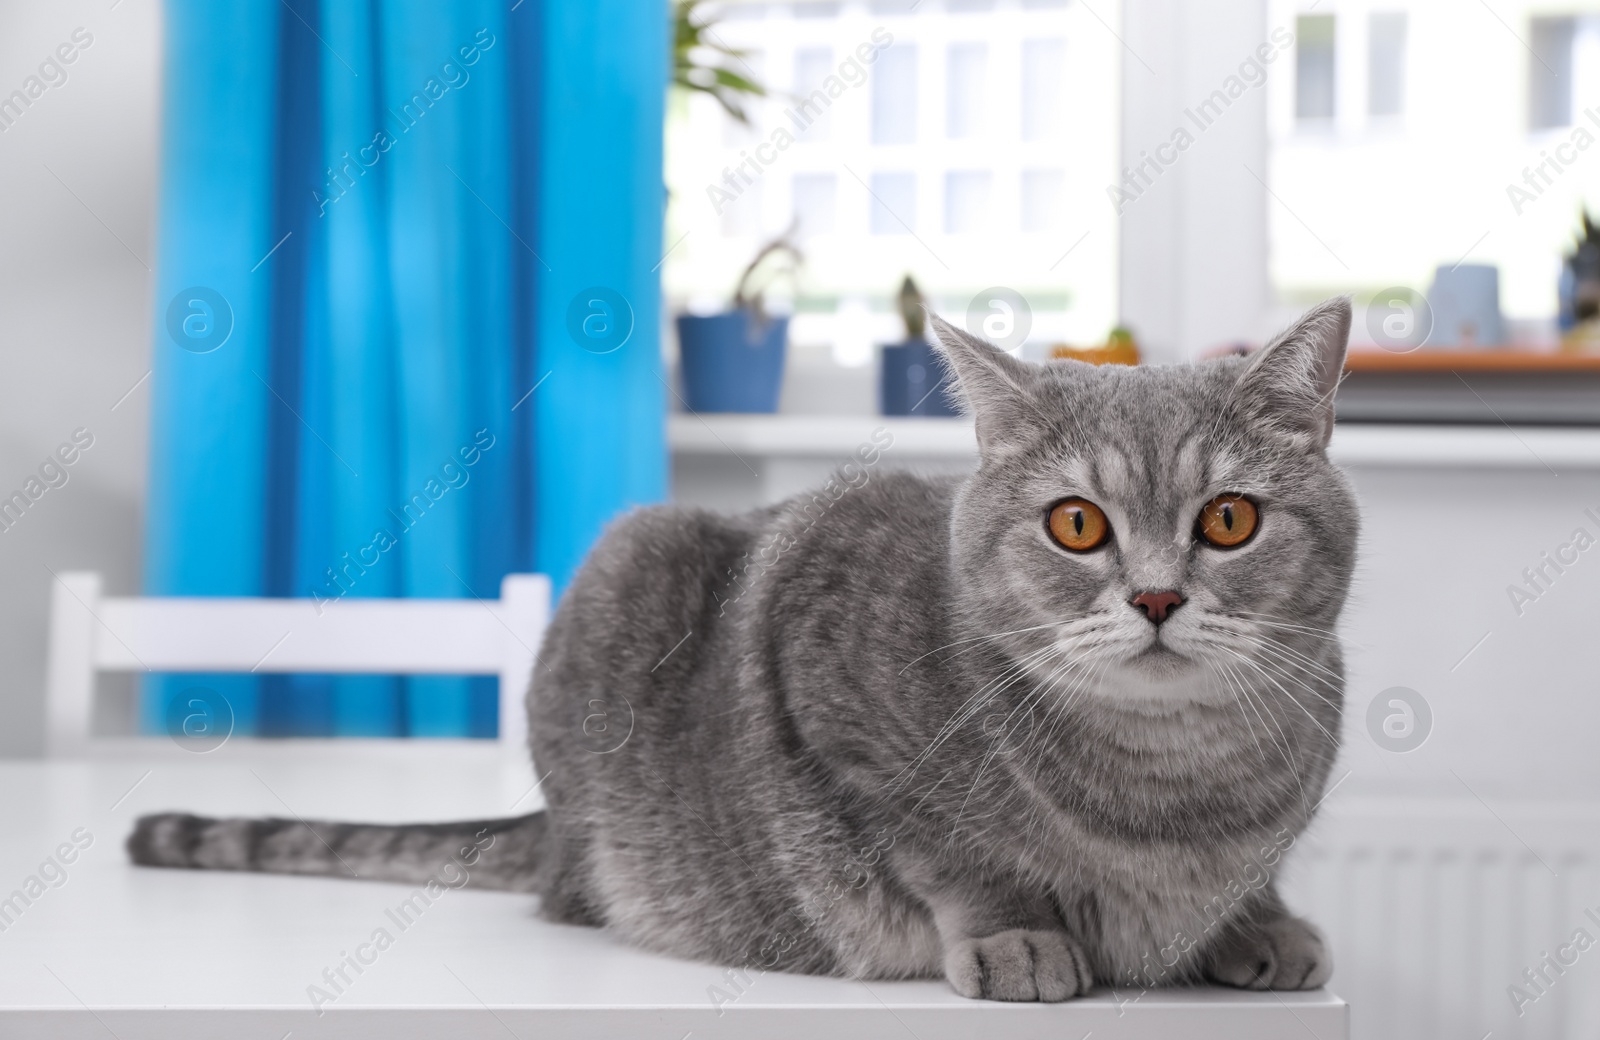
top-left (669, 414), bottom-right (1600, 469)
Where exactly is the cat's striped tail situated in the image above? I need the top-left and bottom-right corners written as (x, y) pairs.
top-left (126, 810), bottom-right (545, 892)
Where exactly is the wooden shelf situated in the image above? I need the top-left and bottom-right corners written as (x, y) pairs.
top-left (1345, 349), bottom-right (1600, 372)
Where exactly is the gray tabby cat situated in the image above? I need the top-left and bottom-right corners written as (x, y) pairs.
top-left (129, 297), bottom-right (1356, 1002)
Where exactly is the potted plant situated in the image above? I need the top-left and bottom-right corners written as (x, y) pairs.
top-left (880, 276), bottom-right (959, 417)
top-left (676, 230), bottom-right (801, 413)
top-left (1560, 211), bottom-right (1600, 341)
top-left (674, 0), bottom-right (767, 125)
top-left (671, 0), bottom-right (792, 413)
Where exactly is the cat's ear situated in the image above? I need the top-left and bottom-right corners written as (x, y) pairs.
top-left (1233, 296), bottom-right (1351, 449)
top-left (926, 313), bottom-right (1037, 457)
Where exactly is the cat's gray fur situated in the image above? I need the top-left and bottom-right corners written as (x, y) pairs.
top-left (129, 298), bottom-right (1357, 1001)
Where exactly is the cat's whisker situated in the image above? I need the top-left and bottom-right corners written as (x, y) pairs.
top-left (1221, 649), bottom-right (1340, 766)
top-left (1217, 657), bottom-right (1285, 765)
top-left (913, 643), bottom-right (1060, 750)
top-left (1219, 648), bottom-right (1345, 814)
top-left (1229, 663), bottom-right (1299, 773)
top-left (1209, 660), bottom-right (1272, 765)
top-left (909, 769), bottom-right (954, 814)
top-left (934, 620), bottom-right (1104, 671)
top-left (1016, 665), bottom-right (1103, 804)
top-left (1243, 652), bottom-right (1342, 710)
top-left (949, 650), bottom-right (1103, 839)
top-left (1030, 652), bottom-right (1114, 769)
top-left (1226, 612), bottom-right (1342, 641)
top-left (895, 619), bottom-right (1083, 676)
top-left (1017, 662), bottom-right (1090, 775)
top-left (891, 644), bottom-right (1064, 791)
top-left (985, 653), bottom-right (1088, 738)
top-left (1240, 636), bottom-right (1345, 694)
top-left (1194, 618), bottom-right (1346, 697)
top-left (972, 650), bottom-right (1099, 775)
top-left (1044, 651), bottom-right (1110, 721)
top-left (1234, 632), bottom-right (1341, 681)
top-left (1239, 662), bottom-right (1345, 750)
top-left (1013, 650), bottom-right (1098, 755)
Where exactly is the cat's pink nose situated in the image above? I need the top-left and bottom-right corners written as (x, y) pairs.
top-left (1131, 590), bottom-right (1184, 624)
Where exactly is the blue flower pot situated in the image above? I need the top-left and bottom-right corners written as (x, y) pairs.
top-left (1426, 263), bottom-right (1504, 347)
top-left (880, 338), bottom-right (959, 417)
top-left (676, 310), bottom-right (788, 413)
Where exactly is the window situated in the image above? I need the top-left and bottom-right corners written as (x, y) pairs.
top-left (720, 178), bottom-right (763, 237)
top-left (1020, 169), bottom-right (1063, 232)
top-left (1367, 12), bottom-right (1406, 117)
top-left (870, 172), bottom-right (916, 234)
top-left (664, 1), bottom-right (1119, 366)
top-left (1296, 14), bottom-right (1336, 121)
top-left (1020, 39), bottom-right (1065, 140)
top-left (944, 171), bottom-right (992, 233)
top-left (794, 47), bottom-right (835, 139)
top-left (792, 172), bottom-right (837, 237)
top-left (1267, 0), bottom-right (1600, 334)
top-left (946, 42), bottom-right (987, 139)
top-left (1529, 17), bottom-right (1576, 129)
top-left (872, 44), bottom-right (918, 144)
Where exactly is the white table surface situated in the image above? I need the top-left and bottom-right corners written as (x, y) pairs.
top-left (0, 751), bottom-right (1348, 1039)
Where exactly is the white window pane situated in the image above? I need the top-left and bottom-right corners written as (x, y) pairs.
top-left (793, 47), bottom-right (834, 140)
top-left (721, 178), bottom-right (763, 237)
top-left (792, 173), bottom-right (837, 237)
top-left (1530, 17), bottom-right (1576, 129)
top-left (870, 172), bottom-right (915, 234)
top-left (1295, 14), bottom-right (1335, 121)
top-left (944, 171), bottom-right (992, 234)
top-left (873, 45), bottom-right (918, 144)
top-left (1367, 12), bottom-right (1406, 117)
top-left (1020, 169), bottom-right (1062, 233)
top-left (946, 42), bottom-right (987, 139)
top-left (1020, 39), bottom-right (1064, 141)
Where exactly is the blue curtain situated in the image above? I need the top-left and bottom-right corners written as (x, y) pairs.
top-left (144, 0), bottom-right (666, 738)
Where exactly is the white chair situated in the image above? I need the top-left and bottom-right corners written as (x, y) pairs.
top-left (44, 570), bottom-right (550, 756)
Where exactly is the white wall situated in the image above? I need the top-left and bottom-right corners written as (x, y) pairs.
top-left (0, 0), bottom-right (160, 756)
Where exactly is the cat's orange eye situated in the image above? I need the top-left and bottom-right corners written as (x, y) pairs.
top-left (1197, 495), bottom-right (1259, 548)
top-left (1047, 498), bottom-right (1110, 552)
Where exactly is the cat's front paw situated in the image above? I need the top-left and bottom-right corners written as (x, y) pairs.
top-left (1205, 916), bottom-right (1331, 990)
top-left (944, 928), bottom-right (1093, 1002)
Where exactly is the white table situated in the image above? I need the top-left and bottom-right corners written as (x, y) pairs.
top-left (0, 753), bottom-right (1347, 1039)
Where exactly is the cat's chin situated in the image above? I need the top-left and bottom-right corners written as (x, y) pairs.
top-left (1123, 641), bottom-right (1200, 678)
top-left (1094, 650), bottom-right (1233, 708)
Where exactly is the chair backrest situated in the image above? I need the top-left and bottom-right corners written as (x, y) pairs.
top-left (45, 571), bottom-right (550, 755)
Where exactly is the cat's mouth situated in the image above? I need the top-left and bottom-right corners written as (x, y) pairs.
top-left (1127, 636), bottom-right (1195, 672)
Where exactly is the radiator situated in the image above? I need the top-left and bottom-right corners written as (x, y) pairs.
top-left (1281, 797), bottom-right (1600, 1040)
